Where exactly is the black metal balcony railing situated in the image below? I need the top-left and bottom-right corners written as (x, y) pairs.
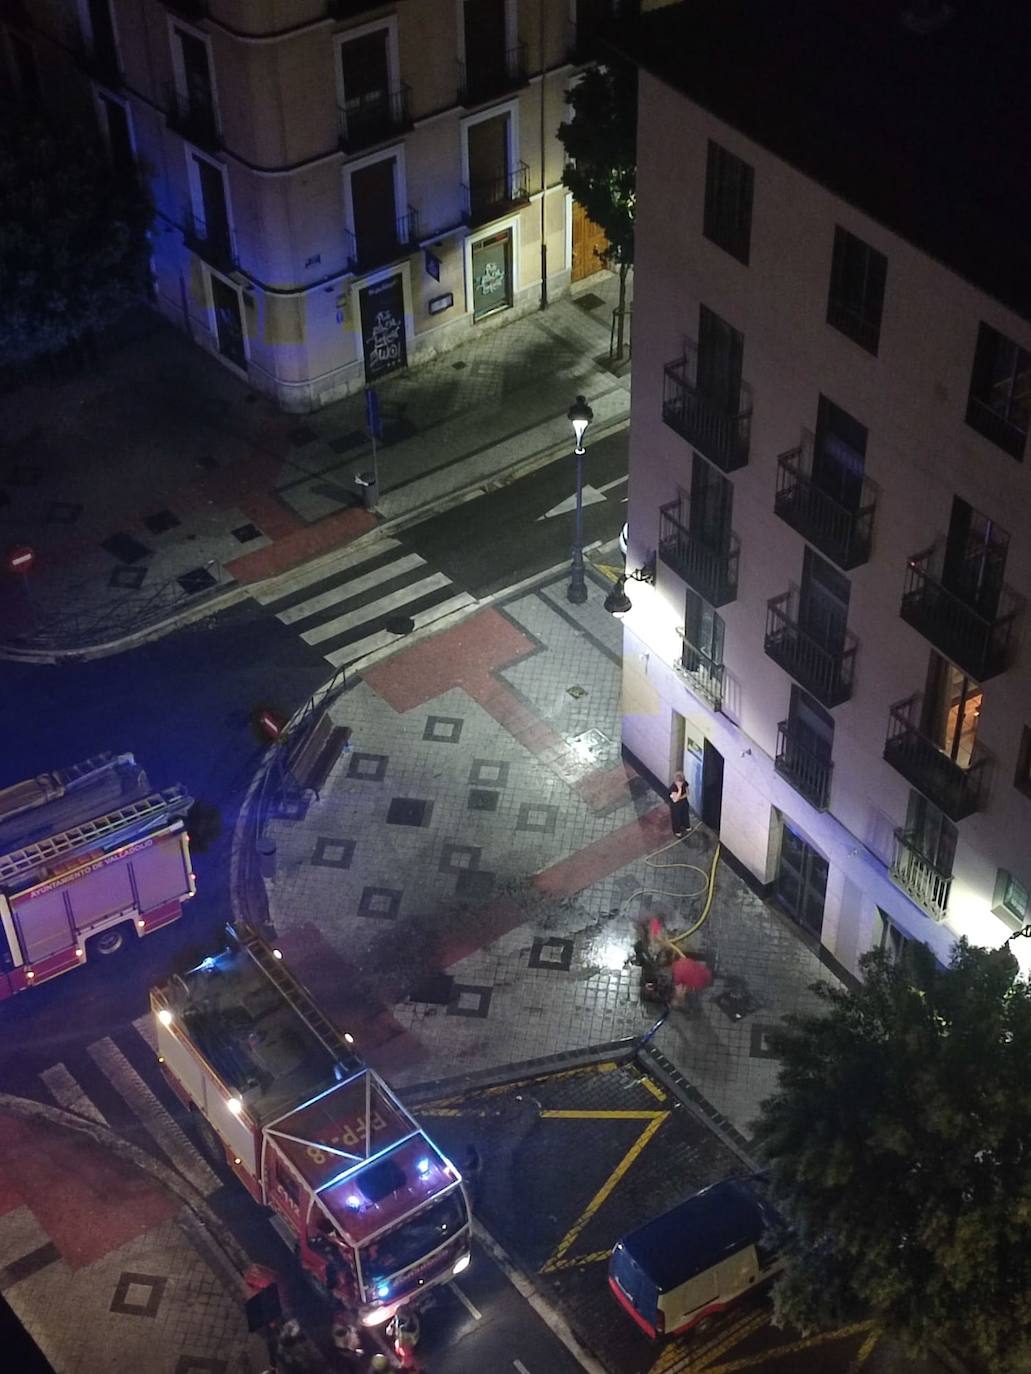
top-left (183, 208), bottom-right (236, 274)
top-left (165, 83), bottom-right (220, 151)
top-left (675, 633), bottom-right (725, 711)
top-left (764, 590), bottom-right (858, 708)
top-left (965, 396), bottom-right (1028, 461)
top-left (344, 208), bottom-right (419, 275)
top-left (462, 162), bottom-right (530, 226)
top-left (658, 501), bottom-right (739, 608)
top-left (775, 720), bottom-right (833, 811)
top-left (457, 43), bottom-right (528, 105)
top-left (890, 828), bottom-right (952, 921)
top-left (338, 84), bottom-right (412, 152)
top-left (900, 546), bottom-right (1020, 682)
top-left (662, 350), bottom-right (752, 473)
top-left (883, 695), bottom-right (989, 822)
top-left (774, 435), bottom-right (877, 570)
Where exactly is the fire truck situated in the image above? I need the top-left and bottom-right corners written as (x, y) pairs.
top-left (151, 923), bottom-right (471, 1325)
top-left (0, 753), bottom-right (195, 998)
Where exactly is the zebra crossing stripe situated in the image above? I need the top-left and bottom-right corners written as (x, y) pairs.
top-left (252, 536), bottom-right (404, 605)
top-left (87, 1037), bottom-right (221, 1197)
top-left (323, 591), bottom-right (477, 668)
top-left (276, 551), bottom-right (427, 625)
top-left (40, 1063), bottom-right (108, 1126)
top-left (301, 571), bottom-right (453, 645)
top-left (132, 1013), bottom-right (158, 1053)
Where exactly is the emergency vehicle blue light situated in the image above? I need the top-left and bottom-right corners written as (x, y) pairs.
top-left (376, 1282), bottom-right (390, 1299)
top-left (346, 1194), bottom-right (361, 1210)
top-left (416, 1157), bottom-right (430, 1175)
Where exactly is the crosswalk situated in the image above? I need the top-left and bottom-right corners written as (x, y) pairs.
top-left (254, 537), bottom-right (477, 668)
top-left (37, 1014), bottom-right (222, 1197)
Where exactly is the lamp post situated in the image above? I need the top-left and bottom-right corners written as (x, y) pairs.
top-left (567, 394), bottom-right (594, 604)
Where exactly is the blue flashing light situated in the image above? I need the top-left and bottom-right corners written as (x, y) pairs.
top-left (416, 1157), bottom-right (430, 1175)
top-left (376, 1282), bottom-right (390, 1299)
top-left (346, 1194), bottom-right (361, 1210)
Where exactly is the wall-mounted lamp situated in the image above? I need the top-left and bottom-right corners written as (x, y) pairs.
top-left (604, 556), bottom-right (656, 616)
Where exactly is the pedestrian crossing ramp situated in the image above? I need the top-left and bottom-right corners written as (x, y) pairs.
top-left (254, 537), bottom-right (476, 668)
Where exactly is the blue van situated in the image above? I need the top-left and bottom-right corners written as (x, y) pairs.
top-left (608, 1177), bottom-right (785, 1338)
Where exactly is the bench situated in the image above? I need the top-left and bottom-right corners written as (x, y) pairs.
top-left (283, 710), bottom-right (351, 800)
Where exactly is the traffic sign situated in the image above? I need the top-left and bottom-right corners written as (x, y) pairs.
top-left (6, 546), bottom-right (34, 573)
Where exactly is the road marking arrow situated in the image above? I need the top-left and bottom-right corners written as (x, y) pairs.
top-left (537, 484), bottom-right (608, 520)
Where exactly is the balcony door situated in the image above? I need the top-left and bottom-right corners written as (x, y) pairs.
top-left (689, 452), bottom-right (732, 552)
top-left (193, 154), bottom-right (230, 257)
top-left (339, 27), bottom-right (391, 137)
top-left (920, 652), bottom-right (981, 767)
top-left (943, 497), bottom-right (1007, 619)
top-left (87, 0), bottom-right (118, 73)
top-left (775, 822), bottom-right (828, 938)
top-left (905, 791), bottom-right (956, 876)
top-left (210, 275), bottom-right (245, 370)
top-left (177, 28), bottom-right (213, 119)
top-left (813, 396), bottom-right (866, 513)
top-left (467, 111), bottom-right (509, 213)
top-left (697, 305), bottom-right (743, 414)
top-left (800, 547), bottom-right (850, 656)
top-left (789, 686), bottom-right (834, 766)
top-left (684, 588), bottom-right (724, 670)
top-left (351, 157), bottom-right (398, 265)
top-left (464, 0), bottom-right (508, 88)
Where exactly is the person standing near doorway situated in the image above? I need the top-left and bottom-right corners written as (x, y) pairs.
top-left (669, 771), bottom-right (691, 837)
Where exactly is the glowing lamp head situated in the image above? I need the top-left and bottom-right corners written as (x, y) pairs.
top-left (452, 1253), bottom-right (471, 1275)
top-left (344, 1032), bottom-right (355, 1045)
top-left (157, 1007), bottom-right (174, 1027)
top-left (346, 1193), bottom-right (361, 1210)
top-left (272, 948), bottom-right (283, 959)
top-left (227, 1096), bottom-right (243, 1116)
top-left (376, 1282), bottom-right (390, 1300)
top-left (567, 394), bottom-right (594, 452)
top-left (416, 1157), bottom-right (430, 1176)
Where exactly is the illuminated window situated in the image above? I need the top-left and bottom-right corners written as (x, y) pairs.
top-left (993, 871), bottom-right (1030, 930)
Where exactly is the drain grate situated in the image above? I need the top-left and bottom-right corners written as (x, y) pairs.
top-left (102, 532), bottom-right (151, 564)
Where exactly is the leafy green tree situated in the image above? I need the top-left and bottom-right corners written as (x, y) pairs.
top-left (0, 106), bottom-right (152, 369)
top-left (558, 61), bottom-right (636, 359)
top-left (753, 938), bottom-right (1031, 1371)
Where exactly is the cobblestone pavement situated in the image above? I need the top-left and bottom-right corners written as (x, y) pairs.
top-left (259, 566), bottom-right (833, 1143)
top-left (0, 278), bottom-right (628, 653)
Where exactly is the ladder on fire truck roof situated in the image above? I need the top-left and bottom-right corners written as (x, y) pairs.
top-left (235, 923), bottom-right (364, 1075)
top-left (0, 785), bottom-right (190, 885)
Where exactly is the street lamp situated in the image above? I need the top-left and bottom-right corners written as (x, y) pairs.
top-left (567, 394), bottom-right (594, 605)
top-left (604, 559), bottom-right (657, 616)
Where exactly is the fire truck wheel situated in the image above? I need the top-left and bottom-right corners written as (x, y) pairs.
top-left (190, 1109), bottom-right (227, 1167)
top-left (92, 926), bottom-right (128, 957)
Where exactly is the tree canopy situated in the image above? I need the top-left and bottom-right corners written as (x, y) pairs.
top-left (754, 938), bottom-right (1031, 1371)
top-left (558, 61), bottom-right (637, 274)
top-left (0, 106), bottom-right (153, 368)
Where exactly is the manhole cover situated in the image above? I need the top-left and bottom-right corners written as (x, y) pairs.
top-left (385, 615), bottom-right (416, 635)
top-left (568, 728), bottom-right (610, 754)
top-left (715, 984), bottom-right (759, 1022)
top-left (566, 684), bottom-right (588, 699)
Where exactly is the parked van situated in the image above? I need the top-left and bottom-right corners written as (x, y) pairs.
top-left (608, 1177), bottom-right (785, 1338)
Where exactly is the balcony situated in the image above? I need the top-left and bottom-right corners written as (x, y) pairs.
top-left (883, 696), bottom-right (989, 821)
top-left (764, 590), bottom-right (857, 708)
top-left (662, 349), bottom-right (752, 473)
top-left (658, 501), bottom-right (739, 608)
top-left (338, 84), bottom-right (411, 153)
top-left (899, 546), bottom-right (1020, 681)
top-left (345, 208), bottom-right (419, 275)
top-left (165, 83), bottom-right (220, 152)
top-left (775, 720), bottom-right (832, 811)
top-left (675, 634), bottom-right (724, 711)
top-left (183, 209), bottom-right (236, 274)
top-left (890, 829), bottom-right (951, 921)
top-left (774, 435), bottom-right (876, 570)
top-left (457, 43), bottom-right (528, 106)
top-left (462, 162), bottom-right (530, 227)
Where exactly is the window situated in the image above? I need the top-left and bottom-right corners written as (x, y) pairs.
top-left (799, 546), bottom-right (850, 657)
top-left (336, 20), bottom-right (404, 150)
top-left (942, 496), bottom-right (1008, 617)
top-left (993, 871), bottom-right (1030, 929)
top-left (697, 305), bottom-right (743, 414)
top-left (905, 791), bottom-right (956, 877)
top-left (966, 322), bottom-right (1030, 460)
top-left (703, 141), bottom-right (753, 265)
top-left (1016, 725), bottom-right (1031, 798)
top-left (920, 652), bottom-right (981, 766)
top-left (688, 452), bottom-right (732, 551)
top-left (813, 396), bottom-right (867, 512)
top-left (774, 821), bottom-right (828, 938)
top-left (98, 94), bottom-right (134, 175)
top-left (85, 0), bottom-right (119, 80)
top-left (826, 227), bottom-right (887, 355)
top-left (876, 909), bottom-right (911, 964)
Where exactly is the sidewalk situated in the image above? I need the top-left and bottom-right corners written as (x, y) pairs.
top-left (0, 1097), bottom-right (267, 1374)
top-left (245, 563), bottom-right (835, 1144)
top-left (0, 279), bottom-right (629, 658)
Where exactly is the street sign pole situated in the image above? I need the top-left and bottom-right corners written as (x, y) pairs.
top-left (365, 387), bottom-right (381, 494)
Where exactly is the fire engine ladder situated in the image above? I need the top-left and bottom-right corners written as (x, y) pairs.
top-left (237, 924), bottom-right (363, 1074)
top-left (0, 786), bottom-right (190, 885)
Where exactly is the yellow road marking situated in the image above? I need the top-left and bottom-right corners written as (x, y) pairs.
top-left (540, 1109), bottom-right (668, 1120)
top-left (640, 1075), bottom-right (668, 1102)
top-left (700, 1320), bottom-right (876, 1373)
top-left (541, 1112), bottom-right (668, 1272)
top-left (542, 1249), bottom-right (610, 1271)
top-left (675, 1311), bottom-right (771, 1374)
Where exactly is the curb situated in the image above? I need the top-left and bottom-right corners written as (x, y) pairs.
top-left (0, 412), bottom-right (629, 665)
top-left (0, 1091), bottom-right (252, 1286)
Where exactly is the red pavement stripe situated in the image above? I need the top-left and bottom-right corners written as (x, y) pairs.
top-left (225, 506), bottom-right (377, 583)
top-left (362, 608), bottom-right (537, 711)
top-left (534, 805), bottom-right (670, 897)
top-left (575, 763), bottom-right (639, 812)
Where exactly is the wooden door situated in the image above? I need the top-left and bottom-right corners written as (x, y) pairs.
top-left (571, 201), bottom-right (608, 281)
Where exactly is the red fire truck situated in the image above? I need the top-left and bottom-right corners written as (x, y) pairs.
top-left (152, 923), bottom-right (471, 1325)
top-left (0, 753), bottom-right (195, 998)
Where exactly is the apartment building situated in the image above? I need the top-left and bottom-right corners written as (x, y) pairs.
top-left (1, 0), bottom-right (623, 409)
top-left (615, 0), bottom-right (1031, 977)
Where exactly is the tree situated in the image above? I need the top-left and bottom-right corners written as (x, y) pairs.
top-left (753, 938), bottom-right (1031, 1371)
top-left (0, 105), bottom-right (153, 369)
top-left (558, 62), bottom-right (637, 360)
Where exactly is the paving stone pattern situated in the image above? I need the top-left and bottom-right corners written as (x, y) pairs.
top-left (265, 575), bottom-right (840, 1140)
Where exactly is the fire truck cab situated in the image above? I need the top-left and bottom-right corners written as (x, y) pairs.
top-left (0, 753), bottom-right (195, 997)
top-left (152, 924), bottom-right (471, 1325)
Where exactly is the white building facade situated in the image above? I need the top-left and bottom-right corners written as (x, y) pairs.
top-left (618, 3), bottom-right (1031, 977)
